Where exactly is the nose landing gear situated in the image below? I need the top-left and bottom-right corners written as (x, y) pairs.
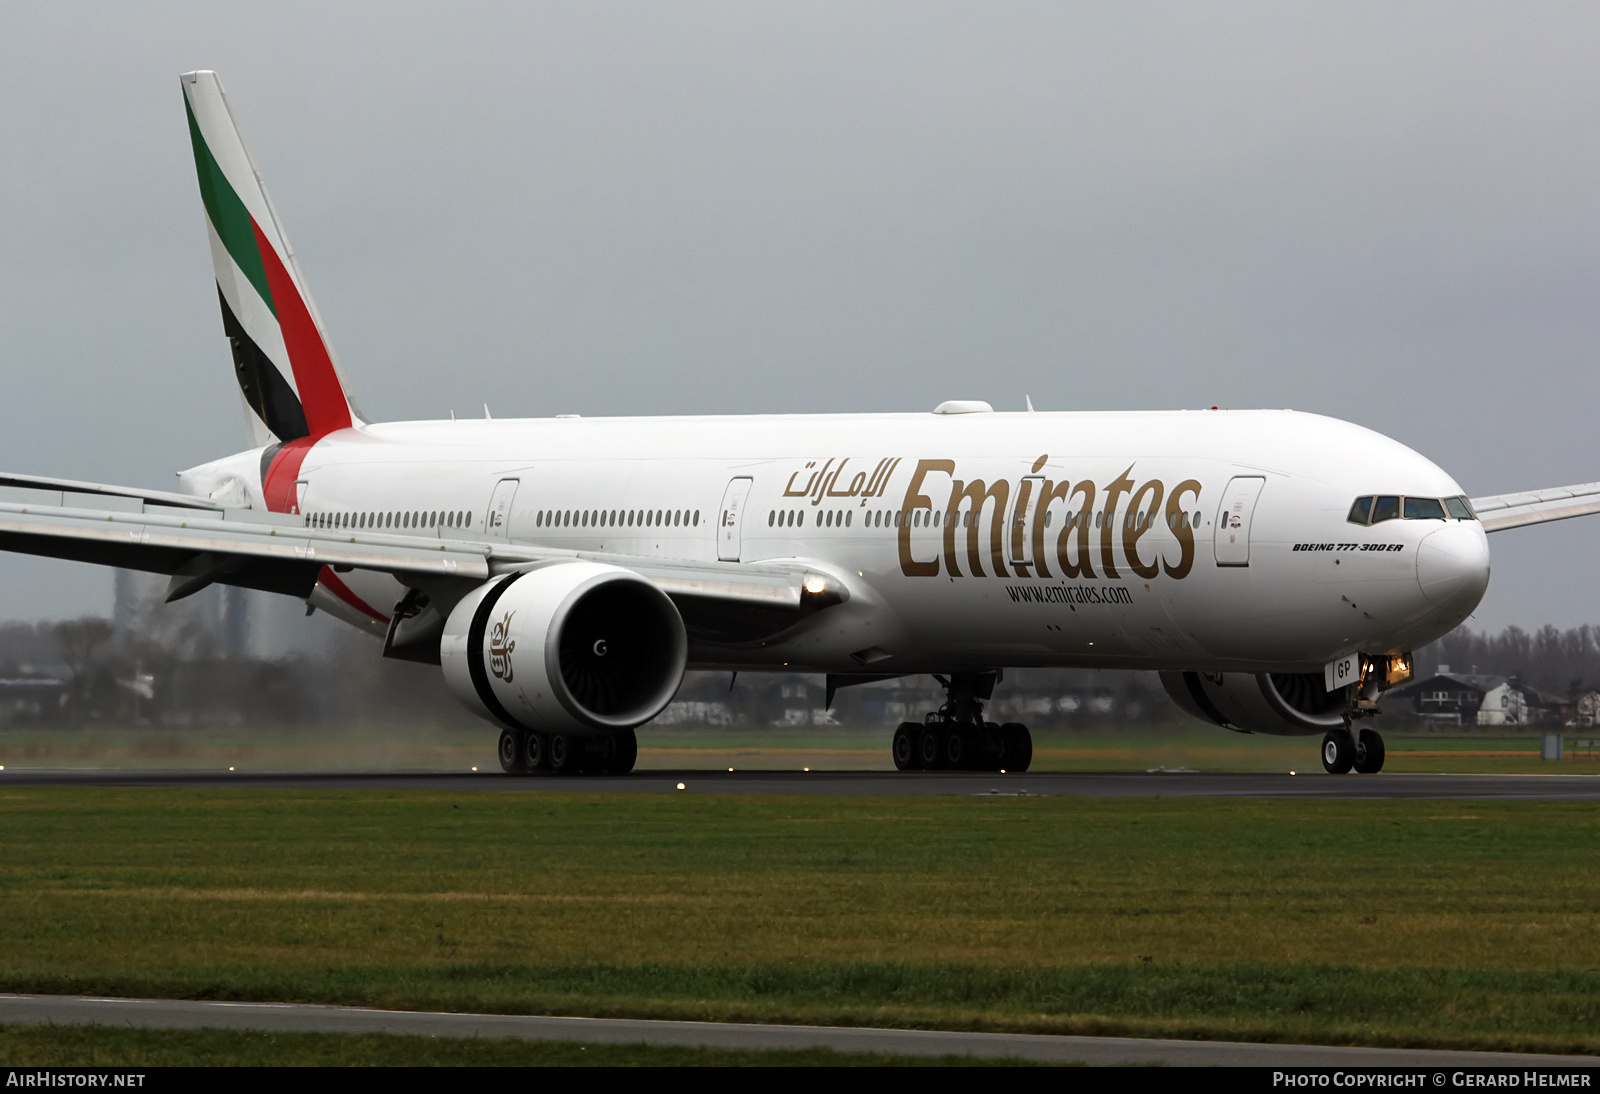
top-left (890, 672), bottom-right (1032, 772)
top-left (1317, 654), bottom-right (1404, 775)
top-left (1320, 724), bottom-right (1385, 774)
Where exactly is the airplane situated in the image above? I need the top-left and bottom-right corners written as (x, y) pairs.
top-left (2, 70), bottom-right (1595, 778)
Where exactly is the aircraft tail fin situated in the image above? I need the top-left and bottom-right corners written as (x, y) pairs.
top-left (181, 70), bottom-right (363, 446)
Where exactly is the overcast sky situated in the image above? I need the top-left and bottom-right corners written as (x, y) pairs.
top-left (1, 2), bottom-right (1598, 633)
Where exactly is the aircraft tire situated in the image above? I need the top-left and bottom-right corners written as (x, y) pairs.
top-left (609, 729), bottom-right (638, 775)
top-left (980, 722), bottom-right (1001, 771)
top-left (1001, 722), bottom-right (1032, 772)
top-left (918, 724), bottom-right (945, 770)
top-left (1354, 728), bottom-right (1385, 774)
top-left (498, 728), bottom-right (527, 775)
top-left (1321, 729), bottom-right (1356, 775)
top-left (586, 734), bottom-right (614, 775)
top-left (945, 726), bottom-right (978, 770)
top-left (549, 732), bottom-right (578, 775)
top-left (892, 723), bottom-right (921, 770)
top-left (523, 731), bottom-right (549, 773)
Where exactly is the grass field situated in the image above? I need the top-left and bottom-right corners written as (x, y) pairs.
top-left (1, 787), bottom-right (1597, 1060)
top-left (0, 720), bottom-right (1592, 774)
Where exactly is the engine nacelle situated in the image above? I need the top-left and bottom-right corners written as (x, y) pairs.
top-left (441, 561), bottom-right (687, 735)
top-left (1159, 670), bottom-right (1350, 736)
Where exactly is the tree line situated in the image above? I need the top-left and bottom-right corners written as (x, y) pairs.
top-left (1413, 624), bottom-right (1600, 698)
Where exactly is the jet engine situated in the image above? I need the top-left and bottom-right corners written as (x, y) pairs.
top-left (441, 561), bottom-right (687, 735)
top-left (1159, 670), bottom-right (1349, 736)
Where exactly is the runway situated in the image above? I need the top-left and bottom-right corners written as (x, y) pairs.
top-left (3, 768), bottom-right (1599, 798)
top-left (0, 993), bottom-right (1595, 1067)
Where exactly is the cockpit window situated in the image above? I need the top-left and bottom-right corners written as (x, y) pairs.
top-left (1348, 493), bottom-right (1478, 525)
top-left (1350, 499), bottom-right (1472, 527)
top-left (1403, 496), bottom-right (1448, 520)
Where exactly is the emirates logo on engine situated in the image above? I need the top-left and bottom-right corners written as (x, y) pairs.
top-left (488, 611), bottom-right (516, 682)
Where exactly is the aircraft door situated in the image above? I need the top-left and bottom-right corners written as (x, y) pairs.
top-left (292, 479), bottom-right (309, 516)
top-left (486, 478), bottom-right (519, 541)
top-left (1007, 475), bottom-right (1047, 570)
top-left (717, 477), bottom-right (754, 562)
top-left (1214, 476), bottom-right (1265, 566)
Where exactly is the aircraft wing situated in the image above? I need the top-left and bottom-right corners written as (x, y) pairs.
top-left (1469, 482), bottom-right (1600, 533)
top-left (0, 477), bottom-right (843, 638)
top-left (0, 480), bottom-right (490, 600)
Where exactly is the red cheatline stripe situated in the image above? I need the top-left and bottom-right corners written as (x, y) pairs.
top-left (251, 219), bottom-right (353, 437)
top-left (318, 566), bottom-right (391, 623)
top-left (261, 442), bottom-right (391, 624)
top-left (261, 436), bottom-right (316, 515)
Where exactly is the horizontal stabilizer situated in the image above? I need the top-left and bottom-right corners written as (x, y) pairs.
top-left (0, 472), bottom-right (225, 512)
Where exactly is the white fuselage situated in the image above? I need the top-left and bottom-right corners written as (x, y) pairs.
top-left (183, 407), bottom-right (1491, 676)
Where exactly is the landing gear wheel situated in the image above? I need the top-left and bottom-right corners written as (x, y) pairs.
top-left (498, 728), bottom-right (527, 774)
top-left (911, 672), bottom-right (1003, 773)
top-left (945, 727), bottom-right (975, 769)
top-left (590, 734), bottom-right (616, 773)
top-left (980, 722), bottom-right (1004, 772)
top-left (1353, 728), bottom-right (1385, 774)
top-left (523, 731), bottom-right (549, 773)
top-left (892, 723), bottom-right (921, 770)
top-left (606, 730), bottom-right (638, 774)
top-left (549, 732), bottom-right (578, 775)
top-left (1000, 723), bottom-right (1032, 772)
top-left (1321, 729), bottom-right (1356, 775)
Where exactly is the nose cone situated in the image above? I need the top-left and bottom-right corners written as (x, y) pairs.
top-left (1416, 523), bottom-right (1491, 612)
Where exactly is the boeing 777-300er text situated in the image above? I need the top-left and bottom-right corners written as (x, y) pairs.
top-left (2, 71), bottom-right (1595, 776)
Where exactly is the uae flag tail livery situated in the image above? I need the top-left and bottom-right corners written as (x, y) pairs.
top-left (182, 70), bottom-right (362, 513)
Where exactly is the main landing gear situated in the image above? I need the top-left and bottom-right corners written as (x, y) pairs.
top-left (891, 671), bottom-right (1032, 772)
top-left (497, 727), bottom-right (638, 776)
top-left (1320, 725), bottom-right (1385, 775)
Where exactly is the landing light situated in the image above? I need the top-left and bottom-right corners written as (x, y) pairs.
top-left (676, 782), bottom-right (686, 791)
top-left (803, 575), bottom-right (828, 596)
